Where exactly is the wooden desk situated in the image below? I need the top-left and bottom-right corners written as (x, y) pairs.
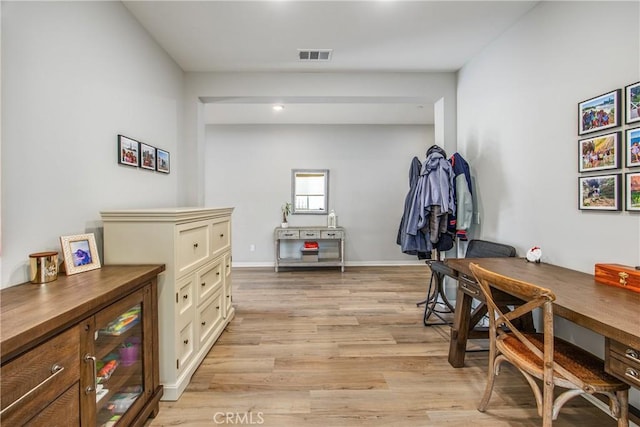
top-left (444, 258), bottom-right (640, 390)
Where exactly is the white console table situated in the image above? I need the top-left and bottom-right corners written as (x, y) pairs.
top-left (274, 226), bottom-right (345, 272)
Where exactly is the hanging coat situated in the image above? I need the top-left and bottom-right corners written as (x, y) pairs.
top-left (449, 152), bottom-right (473, 240)
top-left (406, 147), bottom-right (455, 254)
top-left (397, 156), bottom-right (429, 256)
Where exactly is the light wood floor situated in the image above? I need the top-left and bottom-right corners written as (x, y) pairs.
top-left (147, 266), bottom-right (620, 426)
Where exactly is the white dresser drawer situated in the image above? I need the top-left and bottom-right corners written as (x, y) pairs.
top-left (196, 258), bottom-right (223, 306)
top-left (177, 221), bottom-right (210, 274)
top-left (321, 230), bottom-right (343, 239)
top-left (176, 275), bottom-right (194, 318)
top-left (197, 289), bottom-right (224, 347)
top-left (211, 220), bottom-right (231, 258)
top-left (178, 321), bottom-right (194, 372)
top-left (277, 230), bottom-right (300, 239)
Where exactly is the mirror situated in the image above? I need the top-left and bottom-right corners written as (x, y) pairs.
top-left (291, 169), bottom-right (329, 214)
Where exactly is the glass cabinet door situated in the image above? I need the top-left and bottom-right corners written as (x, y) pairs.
top-left (82, 287), bottom-right (151, 426)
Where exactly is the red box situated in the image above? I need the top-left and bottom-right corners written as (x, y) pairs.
top-left (594, 263), bottom-right (640, 293)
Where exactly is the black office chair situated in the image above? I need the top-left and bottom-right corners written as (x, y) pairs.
top-left (421, 239), bottom-right (516, 326)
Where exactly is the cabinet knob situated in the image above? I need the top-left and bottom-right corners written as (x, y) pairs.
top-left (201, 321), bottom-right (206, 326)
top-left (216, 272), bottom-right (220, 276)
top-left (216, 306), bottom-right (220, 310)
top-left (183, 339), bottom-right (189, 345)
top-left (193, 243), bottom-right (199, 248)
top-left (201, 282), bottom-right (206, 287)
top-left (220, 233), bottom-right (224, 238)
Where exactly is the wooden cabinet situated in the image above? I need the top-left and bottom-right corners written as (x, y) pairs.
top-left (101, 207), bottom-right (234, 401)
top-left (274, 226), bottom-right (345, 272)
top-left (0, 265), bottom-right (164, 427)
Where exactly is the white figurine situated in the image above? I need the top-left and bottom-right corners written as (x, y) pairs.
top-left (526, 246), bottom-right (542, 263)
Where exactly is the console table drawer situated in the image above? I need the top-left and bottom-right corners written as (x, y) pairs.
top-left (300, 230), bottom-right (321, 239)
top-left (321, 230), bottom-right (343, 239)
top-left (277, 230), bottom-right (300, 239)
top-left (606, 338), bottom-right (640, 387)
top-left (459, 275), bottom-right (482, 298)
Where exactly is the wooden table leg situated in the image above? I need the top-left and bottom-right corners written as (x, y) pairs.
top-left (448, 284), bottom-right (473, 368)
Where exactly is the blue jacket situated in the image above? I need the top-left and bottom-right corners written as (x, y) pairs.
top-left (449, 153), bottom-right (473, 240)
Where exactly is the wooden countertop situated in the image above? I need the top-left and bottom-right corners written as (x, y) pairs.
top-left (1, 264), bottom-right (165, 362)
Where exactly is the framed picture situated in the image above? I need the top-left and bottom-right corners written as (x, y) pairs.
top-left (578, 131), bottom-right (620, 172)
top-left (60, 233), bottom-right (101, 275)
top-left (140, 142), bottom-right (156, 171)
top-left (118, 135), bottom-right (139, 167)
top-left (625, 172), bottom-right (640, 211)
top-left (625, 81), bottom-right (640, 124)
top-left (578, 174), bottom-right (621, 211)
top-left (156, 148), bottom-right (170, 174)
top-left (626, 127), bottom-right (640, 168)
top-left (578, 89), bottom-right (621, 135)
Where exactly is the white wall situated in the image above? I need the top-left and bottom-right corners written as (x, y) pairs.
top-left (457, 0), bottom-right (640, 406)
top-left (1, 1), bottom-right (184, 287)
top-left (205, 124), bottom-right (434, 265)
top-left (183, 72), bottom-right (457, 207)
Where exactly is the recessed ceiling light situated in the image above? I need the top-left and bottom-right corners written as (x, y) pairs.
top-left (273, 105), bottom-right (284, 111)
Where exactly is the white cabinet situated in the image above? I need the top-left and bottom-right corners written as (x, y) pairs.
top-left (101, 208), bottom-right (234, 401)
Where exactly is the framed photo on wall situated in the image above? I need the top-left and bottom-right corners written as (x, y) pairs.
top-left (578, 89), bottom-right (621, 135)
top-left (625, 172), bottom-right (640, 211)
top-left (140, 142), bottom-right (156, 171)
top-left (625, 81), bottom-right (640, 124)
top-left (156, 148), bottom-right (170, 174)
top-left (117, 135), bottom-right (139, 167)
top-left (626, 127), bottom-right (640, 168)
top-left (60, 233), bottom-right (101, 275)
top-left (578, 131), bottom-right (620, 172)
top-left (578, 174), bottom-right (621, 211)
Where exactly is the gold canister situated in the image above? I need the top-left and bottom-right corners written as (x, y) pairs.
top-left (29, 251), bottom-right (59, 284)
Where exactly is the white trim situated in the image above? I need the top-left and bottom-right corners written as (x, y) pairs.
top-left (232, 260), bottom-right (427, 269)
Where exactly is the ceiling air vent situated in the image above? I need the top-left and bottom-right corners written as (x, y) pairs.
top-left (298, 49), bottom-right (332, 61)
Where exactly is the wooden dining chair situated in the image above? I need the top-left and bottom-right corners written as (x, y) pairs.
top-left (468, 262), bottom-right (629, 427)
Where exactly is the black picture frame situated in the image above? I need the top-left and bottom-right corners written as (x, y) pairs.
top-left (578, 89), bottom-right (621, 135)
top-left (578, 174), bottom-right (621, 211)
top-left (625, 172), bottom-right (640, 211)
top-left (117, 135), bottom-right (139, 167)
top-left (140, 142), bottom-right (156, 171)
top-left (156, 148), bottom-right (170, 174)
top-left (625, 81), bottom-right (640, 125)
top-left (578, 131), bottom-right (621, 173)
top-left (626, 127), bottom-right (640, 168)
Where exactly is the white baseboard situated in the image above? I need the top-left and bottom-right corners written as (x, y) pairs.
top-left (231, 260), bottom-right (427, 269)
